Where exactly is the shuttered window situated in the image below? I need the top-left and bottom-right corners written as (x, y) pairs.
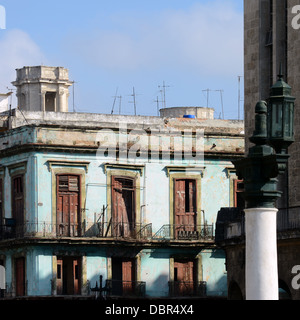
top-left (58, 175), bottom-right (79, 192)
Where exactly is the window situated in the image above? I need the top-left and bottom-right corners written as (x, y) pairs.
top-left (12, 176), bottom-right (24, 227)
top-left (45, 92), bottom-right (56, 112)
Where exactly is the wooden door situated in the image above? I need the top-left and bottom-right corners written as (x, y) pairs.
top-left (73, 258), bottom-right (81, 295)
top-left (112, 177), bottom-right (135, 237)
top-left (174, 260), bottom-right (195, 296)
top-left (112, 258), bottom-right (135, 296)
top-left (122, 259), bottom-right (135, 294)
top-left (15, 257), bottom-right (25, 297)
top-left (57, 175), bottom-right (80, 236)
top-left (174, 179), bottom-right (197, 238)
top-left (56, 258), bottom-right (63, 295)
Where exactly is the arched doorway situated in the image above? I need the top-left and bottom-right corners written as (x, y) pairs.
top-left (228, 281), bottom-right (243, 300)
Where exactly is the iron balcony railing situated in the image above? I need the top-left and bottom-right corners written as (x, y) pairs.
top-left (0, 221), bottom-right (152, 241)
top-left (168, 281), bottom-right (207, 297)
top-left (105, 280), bottom-right (146, 297)
top-left (152, 224), bottom-right (214, 241)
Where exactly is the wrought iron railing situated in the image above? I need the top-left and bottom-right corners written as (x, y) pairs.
top-left (168, 281), bottom-right (207, 297)
top-left (0, 221), bottom-right (152, 241)
top-left (152, 224), bottom-right (214, 241)
top-left (105, 280), bottom-right (146, 297)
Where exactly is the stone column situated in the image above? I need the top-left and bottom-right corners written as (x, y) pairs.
top-left (245, 207), bottom-right (279, 300)
top-left (41, 91), bottom-right (46, 112)
top-left (58, 89), bottom-right (67, 112)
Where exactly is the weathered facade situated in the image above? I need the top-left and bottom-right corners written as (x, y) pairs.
top-left (0, 66), bottom-right (244, 299)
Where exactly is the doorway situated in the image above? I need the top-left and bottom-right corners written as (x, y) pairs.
top-left (111, 258), bottom-right (135, 296)
top-left (56, 256), bottom-right (81, 295)
top-left (173, 259), bottom-right (196, 296)
top-left (57, 175), bottom-right (80, 237)
top-left (15, 257), bottom-right (25, 297)
top-left (111, 177), bottom-right (135, 238)
top-left (174, 179), bottom-right (197, 239)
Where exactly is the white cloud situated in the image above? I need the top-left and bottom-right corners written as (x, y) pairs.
top-left (65, 1), bottom-right (243, 76)
top-left (0, 29), bottom-right (46, 92)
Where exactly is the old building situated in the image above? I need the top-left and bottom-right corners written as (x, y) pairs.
top-left (217, 0), bottom-right (300, 300)
top-left (0, 66), bottom-right (244, 299)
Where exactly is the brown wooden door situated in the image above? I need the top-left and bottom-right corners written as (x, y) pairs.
top-left (174, 260), bottom-right (195, 296)
top-left (112, 177), bottom-right (135, 237)
top-left (122, 259), bottom-right (135, 294)
top-left (112, 258), bottom-right (135, 296)
top-left (12, 176), bottom-right (24, 231)
top-left (57, 175), bottom-right (80, 236)
top-left (73, 258), bottom-right (81, 295)
top-left (174, 179), bottom-right (197, 238)
top-left (57, 258), bottom-right (63, 295)
top-left (15, 257), bottom-right (25, 297)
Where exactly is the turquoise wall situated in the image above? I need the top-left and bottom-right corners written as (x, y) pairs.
top-left (0, 134), bottom-right (233, 298)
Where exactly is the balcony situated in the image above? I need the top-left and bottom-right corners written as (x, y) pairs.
top-left (152, 224), bottom-right (214, 241)
top-left (105, 280), bottom-right (146, 298)
top-left (169, 281), bottom-right (207, 297)
top-left (0, 221), bottom-right (152, 241)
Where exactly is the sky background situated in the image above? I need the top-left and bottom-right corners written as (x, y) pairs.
top-left (0, 0), bottom-right (244, 119)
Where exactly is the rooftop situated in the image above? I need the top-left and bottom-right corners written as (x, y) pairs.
top-left (1, 109), bottom-right (244, 136)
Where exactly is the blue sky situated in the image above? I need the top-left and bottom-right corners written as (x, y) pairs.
top-left (0, 0), bottom-right (244, 119)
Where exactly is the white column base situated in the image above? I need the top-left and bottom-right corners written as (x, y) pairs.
top-left (245, 207), bottom-right (279, 300)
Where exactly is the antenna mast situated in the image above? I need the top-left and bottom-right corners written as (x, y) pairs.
top-left (154, 96), bottom-right (163, 116)
top-left (202, 89), bottom-right (212, 108)
top-left (215, 90), bottom-right (224, 119)
top-left (158, 81), bottom-right (170, 109)
top-left (129, 87), bottom-right (141, 116)
top-left (111, 87), bottom-right (119, 115)
top-left (118, 95), bottom-right (122, 115)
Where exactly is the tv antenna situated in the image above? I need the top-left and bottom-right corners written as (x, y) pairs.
top-left (118, 96), bottom-right (122, 115)
top-left (202, 89), bottom-right (212, 108)
top-left (128, 87), bottom-right (141, 115)
top-left (215, 90), bottom-right (224, 119)
top-left (111, 87), bottom-right (119, 115)
top-left (154, 96), bottom-right (163, 116)
top-left (158, 81), bottom-right (170, 109)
